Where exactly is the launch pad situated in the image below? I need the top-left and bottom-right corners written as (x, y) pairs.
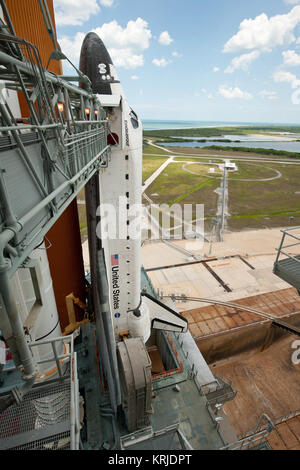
top-left (0, 0), bottom-right (299, 452)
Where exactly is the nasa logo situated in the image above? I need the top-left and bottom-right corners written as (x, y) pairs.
top-left (114, 313), bottom-right (120, 318)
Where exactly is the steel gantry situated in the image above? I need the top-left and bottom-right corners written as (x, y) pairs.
top-left (0, 0), bottom-right (111, 413)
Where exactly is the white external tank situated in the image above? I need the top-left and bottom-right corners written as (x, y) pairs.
top-left (12, 242), bottom-right (66, 379)
top-left (12, 242), bottom-right (70, 428)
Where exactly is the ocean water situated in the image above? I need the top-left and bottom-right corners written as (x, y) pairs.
top-left (158, 140), bottom-right (300, 153)
top-left (142, 119), bottom-right (300, 152)
top-left (141, 119), bottom-right (297, 131)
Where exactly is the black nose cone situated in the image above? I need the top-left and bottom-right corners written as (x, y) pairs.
top-left (79, 32), bottom-right (113, 95)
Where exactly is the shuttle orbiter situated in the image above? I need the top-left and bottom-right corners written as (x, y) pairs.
top-left (79, 33), bottom-right (188, 344)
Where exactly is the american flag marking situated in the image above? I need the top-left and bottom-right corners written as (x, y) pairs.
top-left (111, 254), bottom-right (119, 266)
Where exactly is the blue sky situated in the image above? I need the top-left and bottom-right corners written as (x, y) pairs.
top-left (54, 0), bottom-right (300, 123)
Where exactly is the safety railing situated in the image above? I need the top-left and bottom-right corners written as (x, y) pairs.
top-left (0, 14), bottom-right (112, 275)
top-left (0, 334), bottom-right (80, 450)
top-left (120, 423), bottom-right (193, 450)
top-left (273, 227), bottom-right (300, 290)
top-left (220, 414), bottom-right (274, 450)
top-left (274, 226), bottom-right (300, 266)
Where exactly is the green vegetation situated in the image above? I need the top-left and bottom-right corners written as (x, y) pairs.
top-left (142, 144), bottom-right (169, 183)
top-left (169, 179), bottom-right (213, 205)
top-left (145, 163), bottom-right (219, 232)
top-left (203, 145), bottom-right (300, 159)
top-left (156, 138), bottom-right (234, 144)
top-left (143, 125), bottom-right (300, 139)
top-left (228, 162), bottom-right (300, 230)
top-left (143, 143), bottom-right (168, 155)
top-left (173, 156), bottom-right (224, 163)
top-left (185, 162), bottom-right (279, 180)
top-left (142, 155), bottom-right (169, 183)
top-left (145, 154), bottom-right (300, 232)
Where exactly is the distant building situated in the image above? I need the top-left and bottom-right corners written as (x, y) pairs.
top-left (224, 159), bottom-right (237, 171)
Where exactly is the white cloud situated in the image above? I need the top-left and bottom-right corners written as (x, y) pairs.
top-left (225, 50), bottom-right (261, 73)
top-left (94, 18), bottom-right (151, 52)
top-left (59, 32), bottom-right (86, 63)
top-left (131, 75), bottom-right (139, 80)
top-left (218, 85), bottom-right (253, 100)
top-left (273, 69), bottom-right (300, 88)
top-left (259, 90), bottom-right (278, 100)
top-left (59, 18), bottom-right (152, 69)
top-left (152, 57), bottom-right (171, 67)
top-left (285, 1), bottom-right (300, 4)
top-left (109, 48), bottom-right (144, 68)
top-left (282, 49), bottom-right (300, 66)
top-left (54, 0), bottom-right (100, 26)
top-left (158, 31), bottom-right (173, 46)
top-left (100, 0), bottom-right (114, 6)
top-left (223, 6), bottom-right (300, 54)
top-left (172, 51), bottom-right (182, 58)
top-left (213, 66), bottom-right (220, 72)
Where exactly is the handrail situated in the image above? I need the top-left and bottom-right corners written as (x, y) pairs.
top-left (220, 414), bottom-right (275, 450)
top-left (0, 120), bottom-right (107, 133)
top-left (274, 227), bottom-right (300, 266)
top-left (281, 225), bottom-right (300, 233)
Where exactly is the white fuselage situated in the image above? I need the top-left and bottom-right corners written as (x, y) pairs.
top-left (97, 69), bottom-right (150, 343)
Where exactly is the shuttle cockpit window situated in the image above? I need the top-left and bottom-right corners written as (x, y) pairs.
top-left (129, 109), bottom-right (139, 129)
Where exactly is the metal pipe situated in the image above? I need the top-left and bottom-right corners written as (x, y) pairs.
top-left (0, 261), bottom-right (37, 380)
top-left (0, 50), bottom-right (95, 100)
top-left (0, 103), bottom-right (50, 200)
top-left (0, 376), bottom-right (36, 414)
top-left (19, 145), bottom-right (109, 227)
top-left (0, 291), bottom-right (16, 362)
top-left (0, 123), bottom-right (63, 132)
top-left (85, 175), bottom-right (121, 412)
top-left (276, 249), bottom-right (300, 263)
top-left (1, 149), bottom-right (109, 278)
top-left (98, 249), bottom-right (121, 406)
top-left (0, 225), bottom-right (20, 265)
top-left (0, 168), bottom-right (18, 228)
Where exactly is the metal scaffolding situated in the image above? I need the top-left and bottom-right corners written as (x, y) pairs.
top-left (0, 0), bottom-right (111, 415)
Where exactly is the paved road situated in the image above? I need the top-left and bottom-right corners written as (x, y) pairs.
top-left (144, 141), bottom-right (300, 165)
top-left (182, 161), bottom-right (282, 182)
top-left (143, 156), bottom-right (173, 192)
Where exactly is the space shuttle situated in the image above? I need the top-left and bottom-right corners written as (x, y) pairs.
top-left (79, 33), bottom-right (187, 344)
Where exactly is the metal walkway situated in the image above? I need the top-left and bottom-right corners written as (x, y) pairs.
top-left (0, 7), bottom-right (111, 277)
top-left (274, 227), bottom-right (300, 293)
top-left (0, 335), bottom-right (80, 450)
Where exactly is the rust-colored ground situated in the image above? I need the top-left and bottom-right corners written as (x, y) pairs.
top-left (214, 335), bottom-right (300, 437)
top-left (183, 287), bottom-right (300, 338)
top-left (182, 287), bottom-right (300, 443)
top-left (268, 416), bottom-right (300, 450)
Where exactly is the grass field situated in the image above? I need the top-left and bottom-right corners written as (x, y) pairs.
top-left (145, 162), bottom-right (219, 232)
top-left (75, 138), bottom-right (300, 242)
top-left (228, 162), bottom-right (300, 230)
top-left (144, 146), bottom-right (300, 233)
top-left (143, 125), bottom-right (300, 139)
